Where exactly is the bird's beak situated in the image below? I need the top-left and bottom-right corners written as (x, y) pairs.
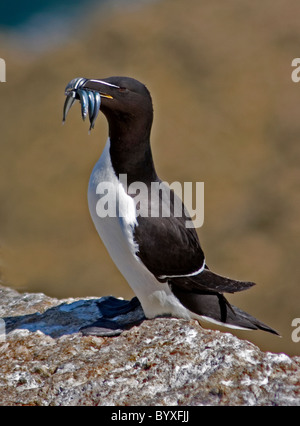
top-left (81, 79), bottom-right (120, 100)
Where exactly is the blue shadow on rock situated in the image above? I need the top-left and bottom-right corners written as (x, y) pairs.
top-left (4, 296), bottom-right (145, 338)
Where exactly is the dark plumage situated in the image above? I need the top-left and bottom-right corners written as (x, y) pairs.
top-left (70, 76), bottom-right (279, 335)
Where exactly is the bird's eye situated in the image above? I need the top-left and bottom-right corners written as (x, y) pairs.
top-left (118, 87), bottom-right (128, 93)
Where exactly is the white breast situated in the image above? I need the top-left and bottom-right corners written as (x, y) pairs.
top-left (88, 138), bottom-right (190, 319)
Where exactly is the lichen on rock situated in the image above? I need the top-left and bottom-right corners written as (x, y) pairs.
top-left (0, 284), bottom-right (299, 406)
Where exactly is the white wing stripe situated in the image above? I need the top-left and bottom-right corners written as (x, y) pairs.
top-left (157, 259), bottom-right (206, 280)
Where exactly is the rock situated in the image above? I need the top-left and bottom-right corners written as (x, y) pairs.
top-left (0, 284), bottom-right (299, 406)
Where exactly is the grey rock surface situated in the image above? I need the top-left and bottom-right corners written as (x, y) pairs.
top-left (0, 284), bottom-right (299, 406)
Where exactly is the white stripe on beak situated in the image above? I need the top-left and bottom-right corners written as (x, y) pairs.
top-left (87, 79), bottom-right (120, 89)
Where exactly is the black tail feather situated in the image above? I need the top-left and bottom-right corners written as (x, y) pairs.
top-left (169, 269), bottom-right (255, 294)
top-left (171, 284), bottom-right (279, 335)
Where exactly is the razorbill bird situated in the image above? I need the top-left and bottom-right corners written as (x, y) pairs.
top-left (64, 76), bottom-right (279, 335)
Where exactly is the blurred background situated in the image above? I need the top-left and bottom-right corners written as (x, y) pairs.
top-left (0, 0), bottom-right (299, 356)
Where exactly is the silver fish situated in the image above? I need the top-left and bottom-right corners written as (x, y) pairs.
top-left (87, 91), bottom-right (95, 124)
top-left (77, 89), bottom-right (89, 121)
top-left (65, 77), bottom-right (86, 94)
top-left (62, 91), bottom-right (76, 124)
top-left (89, 91), bottom-right (101, 132)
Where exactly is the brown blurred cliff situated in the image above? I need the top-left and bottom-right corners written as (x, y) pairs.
top-left (0, 0), bottom-right (299, 356)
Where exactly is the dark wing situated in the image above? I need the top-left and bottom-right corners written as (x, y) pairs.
top-left (133, 180), bottom-right (256, 295)
top-left (133, 181), bottom-right (205, 278)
